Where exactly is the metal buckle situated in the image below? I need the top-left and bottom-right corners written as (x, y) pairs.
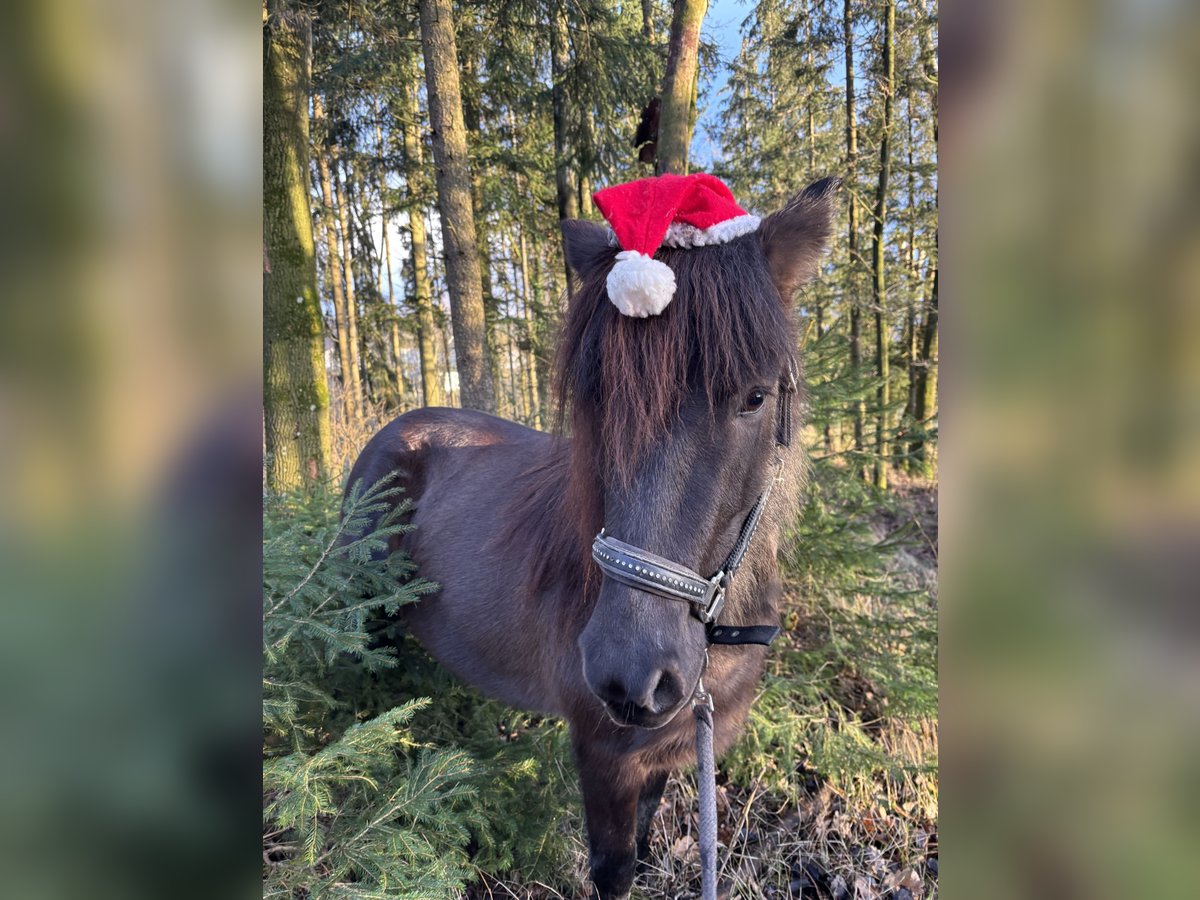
top-left (698, 573), bottom-right (726, 624)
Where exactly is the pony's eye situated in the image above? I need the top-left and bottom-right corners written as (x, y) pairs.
top-left (741, 389), bottom-right (766, 414)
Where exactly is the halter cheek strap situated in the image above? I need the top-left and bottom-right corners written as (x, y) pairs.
top-left (590, 358), bottom-right (798, 648)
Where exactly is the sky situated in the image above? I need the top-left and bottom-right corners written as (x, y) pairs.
top-left (693, 0), bottom-right (859, 169)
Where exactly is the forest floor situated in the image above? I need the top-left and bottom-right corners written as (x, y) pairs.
top-left (468, 476), bottom-right (940, 900)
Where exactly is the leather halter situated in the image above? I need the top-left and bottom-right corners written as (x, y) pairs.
top-left (591, 358), bottom-right (798, 647)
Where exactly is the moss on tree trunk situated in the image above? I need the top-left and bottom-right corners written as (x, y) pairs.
top-left (263, 0), bottom-right (332, 491)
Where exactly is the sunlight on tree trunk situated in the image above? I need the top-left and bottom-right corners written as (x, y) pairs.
top-left (462, 49), bottom-right (503, 400)
top-left (578, 107), bottom-right (596, 218)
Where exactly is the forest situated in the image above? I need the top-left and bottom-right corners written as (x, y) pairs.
top-left (263, 0), bottom-right (938, 896)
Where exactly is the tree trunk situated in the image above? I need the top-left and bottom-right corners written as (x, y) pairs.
top-left (871, 0), bottom-right (895, 490)
top-left (507, 107), bottom-right (543, 429)
top-left (418, 0), bottom-right (496, 412)
top-left (805, 2), bottom-right (816, 171)
top-left (374, 111), bottom-right (406, 405)
top-left (580, 112), bottom-right (595, 217)
top-left (578, 104), bottom-right (596, 217)
top-left (263, 0), bottom-right (332, 491)
top-left (424, 209), bottom-right (457, 403)
top-left (505, 288), bottom-right (521, 420)
top-left (517, 228), bottom-right (542, 429)
top-left (401, 79), bottom-right (444, 408)
top-left (346, 157), bottom-right (393, 408)
top-left (532, 240), bottom-right (553, 417)
top-left (551, 2), bottom-right (579, 294)
top-left (461, 51), bottom-right (503, 397)
top-left (657, 0), bottom-right (708, 174)
top-left (313, 96), bottom-right (354, 418)
top-left (904, 114), bottom-right (919, 462)
top-left (332, 153), bottom-right (365, 417)
top-left (911, 257), bottom-right (937, 476)
top-left (913, 24), bottom-right (939, 478)
top-left (642, 0), bottom-right (655, 42)
top-left (845, 0), bottom-right (865, 459)
top-left (803, 2), bottom-right (830, 454)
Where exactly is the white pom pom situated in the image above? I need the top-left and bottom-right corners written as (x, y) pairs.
top-left (605, 250), bottom-right (676, 317)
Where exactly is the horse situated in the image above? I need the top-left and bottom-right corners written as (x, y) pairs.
top-left (344, 177), bottom-right (837, 899)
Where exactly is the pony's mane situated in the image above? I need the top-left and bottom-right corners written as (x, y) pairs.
top-left (555, 233), bottom-right (795, 489)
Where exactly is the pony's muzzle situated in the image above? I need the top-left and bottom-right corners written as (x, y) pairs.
top-left (579, 582), bottom-right (706, 728)
top-left (591, 665), bottom-right (686, 728)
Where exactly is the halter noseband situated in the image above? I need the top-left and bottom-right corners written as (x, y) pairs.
top-left (590, 358), bottom-right (798, 647)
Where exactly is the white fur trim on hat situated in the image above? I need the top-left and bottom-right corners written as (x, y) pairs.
top-left (606, 250), bottom-right (677, 317)
top-left (663, 214), bottom-right (761, 248)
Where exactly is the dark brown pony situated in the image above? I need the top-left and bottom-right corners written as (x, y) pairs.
top-left (344, 179), bottom-right (837, 899)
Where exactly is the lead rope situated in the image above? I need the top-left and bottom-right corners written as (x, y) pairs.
top-left (690, 447), bottom-right (788, 900)
top-left (692, 678), bottom-right (718, 900)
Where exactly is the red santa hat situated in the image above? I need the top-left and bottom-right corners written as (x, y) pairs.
top-left (592, 173), bottom-right (761, 317)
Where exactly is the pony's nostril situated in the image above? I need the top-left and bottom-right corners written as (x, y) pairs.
top-left (649, 669), bottom-right (683, 714)
top-left (597, 678), bottom-right (628, 708)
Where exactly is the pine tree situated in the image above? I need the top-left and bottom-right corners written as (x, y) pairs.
top-left (263, 476), bottom-right (470, 897)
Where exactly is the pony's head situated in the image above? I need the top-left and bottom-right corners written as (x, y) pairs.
top-left (558, 177), bottom-right (839, 728)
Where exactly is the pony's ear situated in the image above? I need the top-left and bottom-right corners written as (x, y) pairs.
top-left (758, 177), bottom-right (841, 303)
top-left (561, 219), bottom-right (614, 280)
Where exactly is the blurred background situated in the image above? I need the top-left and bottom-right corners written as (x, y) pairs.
top-left (0, 0), bottom-right (261, 897)
top-left (941, 0), bottom-right (1200, 896)
top-left (0, 0), bottom-right (1195, 897)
